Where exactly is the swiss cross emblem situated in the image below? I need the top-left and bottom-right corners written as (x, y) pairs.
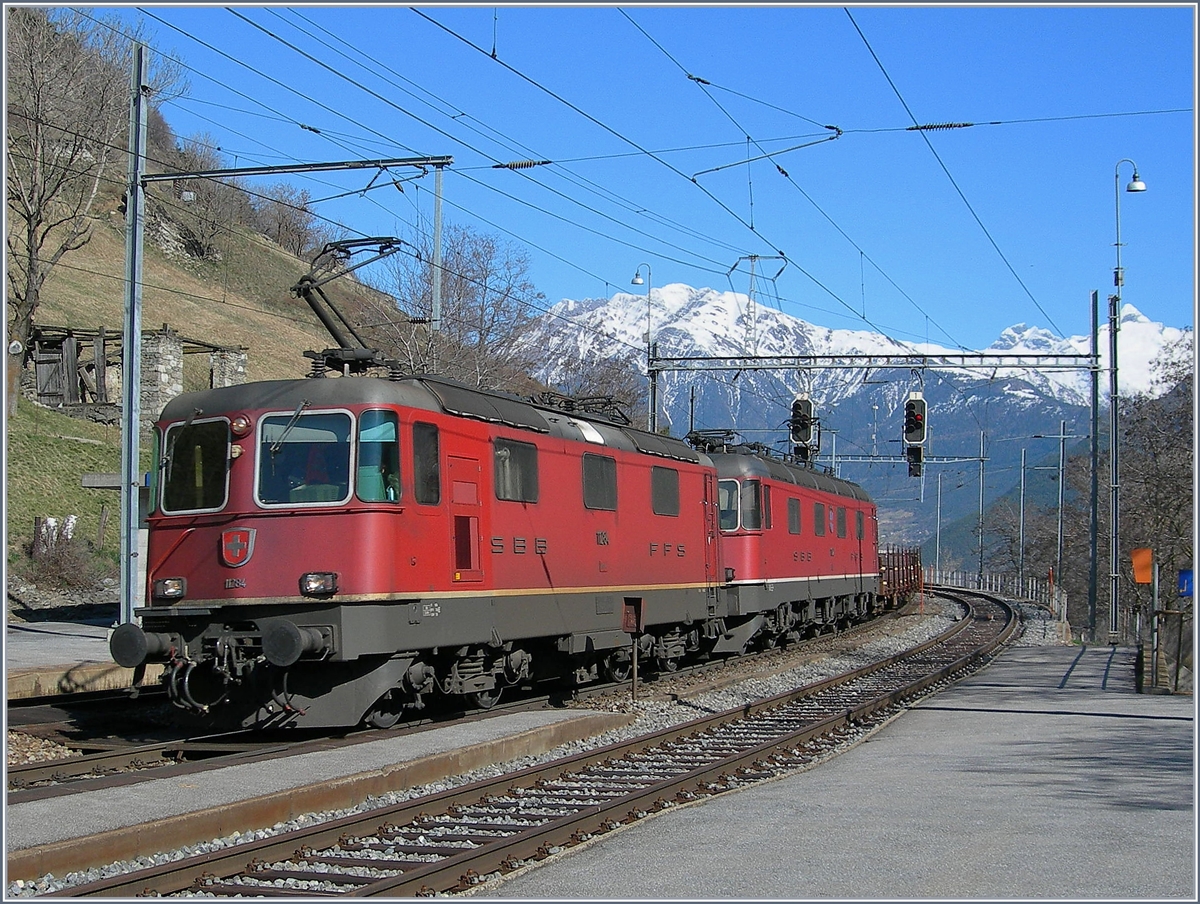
top-left (221, 528), bottom-right (256, 568)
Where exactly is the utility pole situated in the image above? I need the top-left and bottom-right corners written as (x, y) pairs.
top-left (119, 43), bottom-right (148, 628)
top-left (1089, 290), bottom-right (1100, 642)
top-left (977, 431), bottom-right (986, 590)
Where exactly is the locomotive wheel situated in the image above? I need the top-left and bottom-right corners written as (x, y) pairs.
top-left (366, 707), bottom-right (401, 729)
top-left (467, 687), bottom-right (501, 710)
top-left (600, 652), bottom-right (632, 683)
top-left (655, 656), bottom-right (679, 673)
top-left (365, 693), bottom-right (403, 729)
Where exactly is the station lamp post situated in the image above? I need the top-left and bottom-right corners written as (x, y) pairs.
top-left (1109, 159), bottom-right (1147, 643)
top-left (630, 263), bottom-right (656, 430)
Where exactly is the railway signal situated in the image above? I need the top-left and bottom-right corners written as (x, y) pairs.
top-left (903, 393), bottom-right (927, 445)
top-left (906, 445), bottom-right (924, 478)
top-left (790, 396), bottom-right (814, 445)
top-left (790, 395), bottom-right (815, 462)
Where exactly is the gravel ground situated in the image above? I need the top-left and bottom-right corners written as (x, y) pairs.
top-left (6, 731), bottom-right (83, 767)
top-left (7, 596), bottom-right (1064, 898)
top-left (5, 574), bottom-right (120, 625)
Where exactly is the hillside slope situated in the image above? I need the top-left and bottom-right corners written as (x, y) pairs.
top-left (32, 206), bottom-right (374, 386)
top-left (8, 197), bottom-right (393, 564)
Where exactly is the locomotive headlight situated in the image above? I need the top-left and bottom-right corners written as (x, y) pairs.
top-left (230, 414), bottom-right (252, 437)
top-left (300, 572), bottom-right (338, 596)
top-left (152, 577), bottom-right (187, 600)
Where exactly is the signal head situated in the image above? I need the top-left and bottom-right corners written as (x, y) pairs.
top-left (790, 396), bottom-right (814, 446)
top-left (903, 396), bottom-right (927, 445)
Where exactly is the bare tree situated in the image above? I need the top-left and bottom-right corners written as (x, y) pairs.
top-left (6, 7), bottom-right (130, 410)
top-left (1117, 333), bottom-right (1193, 655)
top-left (253, 182), bottom-right (318, 258)
top-left (383, 223), bottom-right (543, 392)
top-left (1045, 333), bottom-right (1194, 668)
top-left (550, 349), bottom-right (647, 426)
top-left (164, 132), bottom-right (253, 258)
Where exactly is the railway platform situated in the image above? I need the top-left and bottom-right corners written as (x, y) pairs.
top-left (5, 618), bottom-right (156, 699)
top-left (471, 643), bottom-right (1196, 900)
top-left (5, 630), bottom-right (1194, 897)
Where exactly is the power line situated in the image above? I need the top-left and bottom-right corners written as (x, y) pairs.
top-left (620, 8), bottom-right (968, 351)
top-left (844, 7), bottom-right (1065, 337)
top-left (410, 7), bottom-right (788, 260)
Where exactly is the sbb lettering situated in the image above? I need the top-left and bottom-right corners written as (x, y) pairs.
top-left (493, 536), bottom-right (549, 554)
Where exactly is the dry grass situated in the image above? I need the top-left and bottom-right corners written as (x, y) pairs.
top-left (6, 402), bottom-right (126, 574)
top-left (37, 215), bottom-right (329, 383)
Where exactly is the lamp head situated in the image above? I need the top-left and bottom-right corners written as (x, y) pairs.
top-left (630, 272), bottom-right (644, 286)
top-left (1126, 174), bottom-right (1147, 192)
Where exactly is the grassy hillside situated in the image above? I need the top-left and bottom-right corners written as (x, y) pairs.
top-left (7, 192), bottom-right (392, 572)
top-left (6, 401), bottom-right (127, 575)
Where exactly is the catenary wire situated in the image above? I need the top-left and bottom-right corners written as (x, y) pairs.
top-left (844, 7), bottom-right (1065, 337)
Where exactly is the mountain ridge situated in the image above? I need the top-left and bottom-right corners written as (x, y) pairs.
top-left (523, 283), bottom-right (1186, 552)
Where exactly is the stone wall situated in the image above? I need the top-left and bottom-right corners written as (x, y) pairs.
top-left (141, 328), bottom-right (184, 439)
top-left (210, 349), bottom-right (247, 388)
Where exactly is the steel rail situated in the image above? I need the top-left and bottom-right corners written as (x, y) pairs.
top-left (53, 592), bottom-right (1012, 898)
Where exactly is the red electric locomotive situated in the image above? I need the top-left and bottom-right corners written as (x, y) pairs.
top-left (110, 374), bottom-right (891, 729)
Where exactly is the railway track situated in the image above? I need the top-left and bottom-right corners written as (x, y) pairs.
top-left (7, 598), bottom-right (917, 800)
top-left (48, 589), bottom-right (1014, 898)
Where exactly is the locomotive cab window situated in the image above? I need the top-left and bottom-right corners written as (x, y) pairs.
top-left (160, 418), bottom-right (230, 514)
top-left (651, 466), bottom-right (680, 516)
top-left (718, 479), bottom-right (764, 531)
top-left (257, 411), bottom-right (351, 506)
top-left (582, 453), bottom-right (617, 511)
top-left (413, 422), bottom-right (441, 505)
top-left (494, 438), bottom-right (538, 502)
top-left (718, 480), bottom-right (739, 530)
top-left (356, 410), bottom-right (400, 503)
top-left (813, 502), bottom-right (826, 537)
top-left (740, 480), bottom-right (763, 530)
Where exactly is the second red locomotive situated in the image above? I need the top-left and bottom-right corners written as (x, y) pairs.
top-left (111, 374), bottom-right (902, 729)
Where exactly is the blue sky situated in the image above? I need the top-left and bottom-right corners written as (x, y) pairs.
top-left (111, 4), bottom-right (1194, 350)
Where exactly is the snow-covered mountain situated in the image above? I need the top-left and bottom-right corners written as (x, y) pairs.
top-left (521, 284), bottom-right (1188, 551)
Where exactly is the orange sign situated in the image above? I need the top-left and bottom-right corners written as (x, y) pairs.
top-left (1131, 548), bottom-right (1154, 584)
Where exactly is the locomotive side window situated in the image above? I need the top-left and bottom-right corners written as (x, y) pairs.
top-left (161, 418), bottom-right (230, 514)
top-left (357, 410), bottom-right (400, 503)
top-left (413, 422), bottom-right (441, 505)
top-left (740, 480), bottom-right (762, 530)
top-left (258, 411), bottom-right (351, 506)
top-left (582, 453), bottom-right (617, 511)
top-left (856, 510), bottom-right (865, 540)
top-left (787, 497), bottom-right (801, 535)
top-left (837, 506), bottom-right (847, 538)
top-left (651, 466), bottom-right (680, 516)
top-left (813, 502), bottom-right (826, 537)
top-left (494, 438), bottom-right (538, 502)
top-left (762, 485), bottom-right (773, 530)
top-left (718, 479), bottom-right (739, 530)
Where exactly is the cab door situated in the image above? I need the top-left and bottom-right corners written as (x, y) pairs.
top-left (448, 454), bottom-right (483, 582)
top-left (703, 472), bottom-right (720, 616)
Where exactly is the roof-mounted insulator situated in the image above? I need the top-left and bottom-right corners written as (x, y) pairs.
top-left (493, 159), bottom-right (552, 169)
